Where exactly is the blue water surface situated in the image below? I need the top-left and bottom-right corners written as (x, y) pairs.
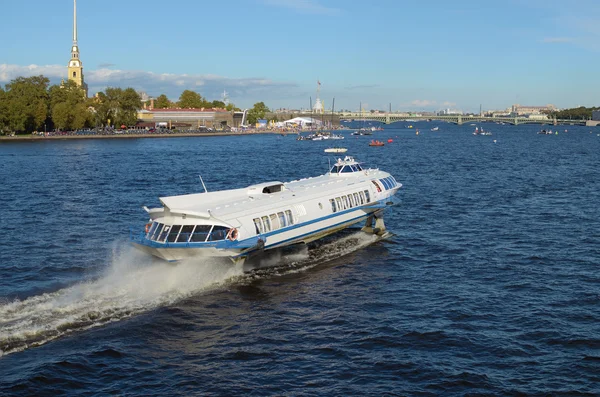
top-left (1, 123), bottom-right (599, 396)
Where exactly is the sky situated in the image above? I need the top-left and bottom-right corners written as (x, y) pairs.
top-left (1, 0), bottom-right (599, 112)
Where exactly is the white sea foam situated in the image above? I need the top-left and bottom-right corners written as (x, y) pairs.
top-left (0, 246), bottom-right (243, 356)
top-left (0, 231), bottom-right (384, 357)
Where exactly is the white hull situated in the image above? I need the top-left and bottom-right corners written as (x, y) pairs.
top-left (131, 156), bottom-right (400, 263)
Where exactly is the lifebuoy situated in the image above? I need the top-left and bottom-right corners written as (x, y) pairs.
top-left (227, 228), bottom-right (238, 241)
top-left (145, 223), bottom-right (151, 233)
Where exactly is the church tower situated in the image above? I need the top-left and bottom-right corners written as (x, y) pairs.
top-left (67, 0), bottom-right (87, 96)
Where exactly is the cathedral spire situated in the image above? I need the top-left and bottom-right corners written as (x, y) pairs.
top-left (67, 0), bottom-right (87, 96)
top-left (73, 0), bottom-right (78, 44)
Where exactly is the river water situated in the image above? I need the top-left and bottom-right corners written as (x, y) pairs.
top-left (1, 123), bottom-right (599, 395)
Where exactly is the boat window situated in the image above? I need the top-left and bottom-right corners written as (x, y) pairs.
top-left (342, 196), bottom-right (349, 209)
top-left (253, 218), bottom-right (263, 234)
top-left (262, 216), bottom-right (271, 232)
top-left (380, 178), bottom-right (390, 190)
top-left (364, 190), bottom-right (371, 203)
top-left (147, 222), bottom-right (158, 237)
top-left (359, 191), bottom-right (365, 204)
top-left (353, 192), bottom-right (360, 206)
top-left (178, 225), bottom-right (195, 242)
top-left (167, 225), bottom-right (182, 243)
top-left (330, 199), bottom-right (336, 213)
top-left (341, 166), bottom-right (353, 173)
top-left (278, 212), bottom-right (287, 227)
top-left (330, 165), bottom-right (343, 173)
top-left (150, 223), bottom-right (162, 240)
top-left (191, 225), bottom-right (212, 242)
top-left (158, 225), bottom-right (170, 242)
top-left (348, 194), bottom-right (355, 207)
top-left (208, 226), bottom-right (229, 241)
top-left (270, 213), bottom-right (280, 230)
top-left (356, 164), bottom-right (363, 171)
top-left (371, 180), bottom-right (382, 193)
top-left (335, 197), bottom-right (342, 210)
top-left (285, 210), bottom-right (294, 225)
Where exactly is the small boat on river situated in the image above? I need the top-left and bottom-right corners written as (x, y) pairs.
top-left (369, 140), bottom-right (385, 147)
top-left (324, 147), bottom-right (348, 153)
top-left (131, 156), bottom-right (401, 265)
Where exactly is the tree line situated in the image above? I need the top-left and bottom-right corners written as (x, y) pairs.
top-left (0, 75), bottom-right (143, 134)
top-left (546, 106), bottom-right (600, 120)
top-left (0, 75), bottom-right (253, 135)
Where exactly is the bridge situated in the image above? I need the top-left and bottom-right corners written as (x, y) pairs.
top-left (337, 113), bottom-right (585, 126)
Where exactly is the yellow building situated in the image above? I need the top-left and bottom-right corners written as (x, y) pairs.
top-left (67, 0), bottom-right (88, 97)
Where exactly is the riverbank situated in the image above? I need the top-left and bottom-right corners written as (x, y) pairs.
top-left (0, 130), bottom-right (306, 142)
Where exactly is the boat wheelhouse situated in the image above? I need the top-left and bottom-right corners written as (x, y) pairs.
top-left (131, 156), bottom-right (401, 264)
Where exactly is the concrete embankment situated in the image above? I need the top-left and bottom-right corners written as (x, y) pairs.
top-left (0, 131), bottom-right (300, 142)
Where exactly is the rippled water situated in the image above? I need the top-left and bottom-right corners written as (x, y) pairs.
top-left (1, 124), bottom-right (599, 395)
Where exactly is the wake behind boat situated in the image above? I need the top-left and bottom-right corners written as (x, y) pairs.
top-left (131, 156), bottom-right (401, 265)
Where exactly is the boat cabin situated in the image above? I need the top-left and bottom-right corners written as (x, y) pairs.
top-left (329, 156), bottom-right (365, 175)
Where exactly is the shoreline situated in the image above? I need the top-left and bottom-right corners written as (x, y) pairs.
top-left (0, 130), bottom-right (309, 142)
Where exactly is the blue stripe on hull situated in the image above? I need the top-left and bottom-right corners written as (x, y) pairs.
top-left (132, 200), bottom-right (387, 260)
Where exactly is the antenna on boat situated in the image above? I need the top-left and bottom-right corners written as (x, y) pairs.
top-left (199, 175), bottom-right (208, 193)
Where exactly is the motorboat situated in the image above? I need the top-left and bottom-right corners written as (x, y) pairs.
top-left (431, 127), bottom-right (439, 131)
top-left (131, 156), bottom-right (401, 265)
top-left (473, 127), bottom-right (492, 136)
top-left (324, 147), bottom-right (348, 153)
top-left (537, 129), bottom-right (553, 135)
top-left (369, 140), bottom-right (385, 147)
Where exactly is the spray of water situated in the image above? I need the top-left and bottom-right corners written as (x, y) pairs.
top-left (0, 230), bottom-right (384, 357)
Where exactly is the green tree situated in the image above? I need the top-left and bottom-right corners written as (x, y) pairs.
top-left (154, 94), bottom-right (171, 109)
top-left (247, 102), bottom-right (269, 125)
top-left (178, 90), bottom-right (204, 108)
top-left (225, 103), bottom-right (241, 111)
top-left (210, 100), bottom-right (226, 109)
top-left (93, 87), bottom-right (142, 127)
top-left (0, 87), bottom-right (7, 133)
top-left (48, 80), bottom-right (90, 130)
top-left (4, 75), bottom-right (50, 133)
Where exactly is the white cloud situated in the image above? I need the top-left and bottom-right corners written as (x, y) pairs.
top-left (261, 0), bottom-right (340, 15)
top-left (411, 99), bottom-right (437, 107)
top-left (0, 64), bottom-right (298, 108)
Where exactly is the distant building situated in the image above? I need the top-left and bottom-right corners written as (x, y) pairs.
top-left (137, 108), bottom-right (233, 129)
top-left (511, 104), bottom-right (556, 116)
top-left (67, 0), bottom-right (87, 97)
top-left (438, 108), bottom-right (463, 115)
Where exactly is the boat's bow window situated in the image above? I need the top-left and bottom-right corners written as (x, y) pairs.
top-left (167, 225), bottom-right (182, 242)
top-left (158, 225), bottom-right (170, 242)
top-left (178, 225), bottom-right (195, 242)
top-left (341, 166), bottom-right (354, 173)
top-left (191, 225), bottom-right (212, 242)
top-left (208, 226), bottom-right (229, 241)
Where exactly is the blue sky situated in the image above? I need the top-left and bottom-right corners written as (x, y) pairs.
top-left (1, 0), bottom-right (599, 112)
